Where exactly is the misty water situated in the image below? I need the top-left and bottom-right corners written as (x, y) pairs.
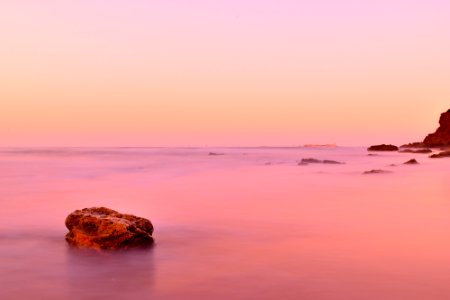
top-left (1, 147), bottom-right (449, 300)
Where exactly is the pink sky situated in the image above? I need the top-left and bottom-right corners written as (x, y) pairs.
top-left (1, 1), bottom-right (449, 146)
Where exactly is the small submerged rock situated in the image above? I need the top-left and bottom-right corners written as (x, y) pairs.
top-left (65, 207), bottom-right (154, 250)
top-left (399, 148), bottom-right (432, 154)
top-left (298, 158), bottom-right (344, 165)
top-left (323, 160), bottom-right (343, 164)
top-left (367, 144), bottom-right (399, 151)
top-left (429, 151), bottom-right (450, 158)
top-left (403, 159), bottom-right (419, 165)
top-left (208, 152), bottom-right (224, 156)
top-left (300, 158), bottom-right (322, 164)
top-left (363, 169), bottom-right (392, 175)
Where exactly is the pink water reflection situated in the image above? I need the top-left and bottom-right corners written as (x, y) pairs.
top-left (0, 147), bottom-right (449, 299)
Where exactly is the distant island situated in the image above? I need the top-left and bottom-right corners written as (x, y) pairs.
top-left (303, 143), bottom-right (337, 148)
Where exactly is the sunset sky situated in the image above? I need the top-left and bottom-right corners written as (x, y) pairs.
top-left (1, 1), bottom-right (449, 146)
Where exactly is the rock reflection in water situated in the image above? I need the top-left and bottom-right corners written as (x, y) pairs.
top-left (65, 247), bottom-right (155, 299)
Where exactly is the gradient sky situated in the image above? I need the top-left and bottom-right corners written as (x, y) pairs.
top-left (1, 0), bottom-right (449, 146)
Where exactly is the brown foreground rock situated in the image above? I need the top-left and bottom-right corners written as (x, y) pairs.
top-left (367, 144), bottom-right (399, 151)
top-left (65, 207), bottom-right (154, 250)
top-left (423, 109), bottom-right (450, 147)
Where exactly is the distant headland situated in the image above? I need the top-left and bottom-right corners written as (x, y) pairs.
top-left (368, 108), bottom-right (450, 158)
top-left (422, 109), bottom-right (450, 147)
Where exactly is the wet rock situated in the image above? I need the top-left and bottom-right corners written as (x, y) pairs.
top-left (367, 144), bottom-right (399, 151)
top-left (363, 169), bottom-right (392, 174)
top-left (423, 109), bottom-right (450, 147)
top-left (65, 207), bottom-right (154, 250)
top-left (403, 159), bottom-right (419, 165)
top-left (429, 151), bottom-right (450, 158)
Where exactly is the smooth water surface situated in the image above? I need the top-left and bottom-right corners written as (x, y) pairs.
top-left (1, 147), bottom-right (449, 299)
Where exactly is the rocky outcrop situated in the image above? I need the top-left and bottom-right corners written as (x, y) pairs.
top-left (367, 144), bottom-right (399, 151)
top-left (423, 109), bottom-right (450, 147)
top-left (400, 142), bottom-right (426, 148)
top-left (429, 151), bottom-right (450, 158)
top-left (65, 207), bottom-right (154, 250)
